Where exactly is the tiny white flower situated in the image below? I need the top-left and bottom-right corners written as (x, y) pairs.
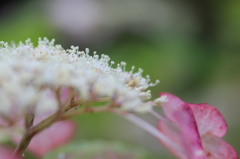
top-left (154, 95), bottom-right (168, 106)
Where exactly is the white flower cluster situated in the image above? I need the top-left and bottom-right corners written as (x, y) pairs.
top-left (0, 38), bottom-right (159, 119)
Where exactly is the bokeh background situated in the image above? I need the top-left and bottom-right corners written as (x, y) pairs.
top-left (0, 0), bottom-right (240, 158)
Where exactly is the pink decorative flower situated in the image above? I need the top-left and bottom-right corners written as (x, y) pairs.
top-left (157, 92), bottom-right (238, 159)
top-left (0, 146), bottom-right (21, 159)
top-left (27, 120), bottom-right (76, 157)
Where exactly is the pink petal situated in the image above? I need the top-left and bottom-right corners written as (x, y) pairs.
top-left (157, 103), bottom-right (205, 159)
top-left (201, 133), bottom-right (238, 159)
top-left (158, 92), bottom-right (185, 121)
top-left (189, 103), bottom-right (227, 137)
top-left (174, 104), bottom-right (205, 159)
top-left (0, 146), bottom-right (21, 159)
top-left (159, 93), bottom-right (228, 137)
top-left (27, 120), bottom-right (76, 157)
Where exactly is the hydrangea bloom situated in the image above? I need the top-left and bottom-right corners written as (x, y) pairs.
top-left (0, 38), bottom-right (158, 124)
top-left (0, 38), bottom-right (237, 158)
top-left (157, 92), bottom-right (238, 159)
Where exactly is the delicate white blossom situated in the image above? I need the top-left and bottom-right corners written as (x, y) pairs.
top-left (0, 38), bottom-right (159, 120)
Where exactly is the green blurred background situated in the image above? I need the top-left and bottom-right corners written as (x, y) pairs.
top-left (0, 0), bottom-right (240, 158)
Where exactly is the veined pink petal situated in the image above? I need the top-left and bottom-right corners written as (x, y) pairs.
top-left (27, 120), bottom-right (76, 157)
top-left (157, 103), bottom-right (205, 159)
top-left (158, 92), bottom-right (184, 121)
top-left (157, 92), bottom-right (237, 159)
top-left (174, 104), bottom-right (205, 159)
top-left (201, 133), bottom-right (238, 159)
top-left (0, 146), bottom-right (21, 159)
top-left (159, 93), bottom-right (228, 137)
top-left (189, 103), bottom-right (227, 137)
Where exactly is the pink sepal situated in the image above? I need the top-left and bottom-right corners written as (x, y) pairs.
top-left (189, 103), bottom-right (227, 137)
top-left (26, 120), bottom-right (76, 157)
top-left (202, 133), bottom-right (238, 159)
top-left (0, 146), bottom-right (21, 159)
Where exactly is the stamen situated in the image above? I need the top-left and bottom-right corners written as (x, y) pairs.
top-left (85, 48), bottom-right (90, 55)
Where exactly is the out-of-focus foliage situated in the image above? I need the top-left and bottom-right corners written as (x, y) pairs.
top-left (0, 0), bottom-right (239, 158)
top-left (44, 140), bottom-right (157, 159)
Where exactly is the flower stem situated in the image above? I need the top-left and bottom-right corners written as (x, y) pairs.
top-left (12, 98), bottom-right (113, 156)
top-left (121, 113), bottom-right (182, 157)
top-left (12, 131), bottom-right (34, 157)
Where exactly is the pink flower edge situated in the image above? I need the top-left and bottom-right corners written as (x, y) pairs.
top-left (202, 133), bottom-right (238, 159)
top-left (27, 120), bottom-right (76, 157)
top-left (157, 103), bottom-right (205, 159)
top-left (0, 146), bottom-right (21, 159)
top-left (159, 92), bottom-right (227, 137)
top-left (157, 92), bottom-right (238, 159)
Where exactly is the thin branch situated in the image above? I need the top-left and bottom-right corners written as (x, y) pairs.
top-left (55, 87), bottom-right (63, 109)
top-left (61, 105), bottom-right (110, 119)
top-left (12, 131), bottom-right (34, 157)
top-left (149, 109), bottom-right (164, 120)
top-left (62, 87), bottom-right (75, 107)
top-left (24, 113), bottom-right (35, 130)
